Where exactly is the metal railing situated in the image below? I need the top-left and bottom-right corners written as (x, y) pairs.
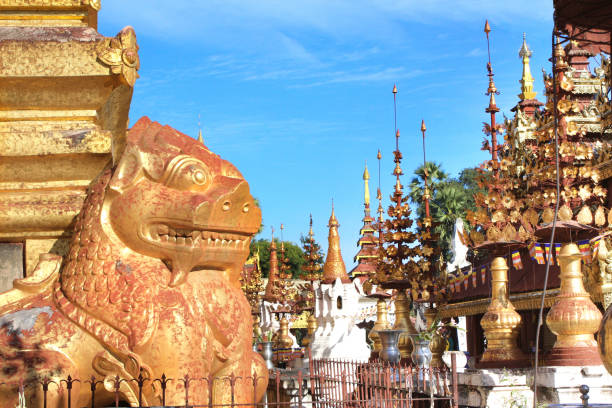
top-left (2, 355), bottom-right (458, 407)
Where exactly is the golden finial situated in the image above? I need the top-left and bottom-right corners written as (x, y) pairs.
top-left (421, 120), bottom-right (431, 220)
top-left (309, 214), bottom-right (314, 239)
top-left (484, 19), bottom-right (500, 163)
top-left (280, 223), bottom-right (285, 252)
top-left (363, 161), bottom-right (371, 207)
top-left (392, 84), bottom-right (397, 94)
top-left (518, 33), bottom-right (537, 100)
top-left (377, 149), bottom-right (384, 223)
top-left (329, 200), bottom-right (339, 227)
top-left (197, 114), bottom-right (204, 144)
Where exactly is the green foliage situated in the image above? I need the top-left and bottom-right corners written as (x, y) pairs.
top-left (408, 163), bottom-right (484, 260)
top-left (249, 239), bottom-right (305, 278)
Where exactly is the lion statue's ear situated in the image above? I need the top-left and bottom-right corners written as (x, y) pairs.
top-left (109, 146), bottom-right (143, 194)
top-left (138, 151), bottom-right (165, 181)
top-left (110, 146), bottom-right (167, 194)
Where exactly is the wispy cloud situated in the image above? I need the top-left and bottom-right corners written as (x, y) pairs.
top-left (102, 1), bottom-right (552, 46)
top-left (467, 48), bottom-right (486, 57)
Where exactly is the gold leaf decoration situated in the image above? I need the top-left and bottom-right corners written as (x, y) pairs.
top-left (560, 76), bottom-right (574, 91)
top-left (502, 224), bottom-right (517, 241)
top-left (558, 205), bottom-right (573, 221)
top-left (518, 226), bottom-right (530, 242)
top-left (470, 230), bottom-right (484, 245)
top-left (491, 210), bottom-right (506, 224)
top-left (486, 226), bottom-right (501, 242)
top-left (595, 206), bottom-right (606, 227)
top-left (576, 206), bottom-right (593, 225)
top-left (523, 208), bottom-right (539, 227)
top-left (542, 208), bottom-right (555, 224)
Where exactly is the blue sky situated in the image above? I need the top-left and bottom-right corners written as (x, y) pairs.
top-left (99, 1), bottom-right (554, 270)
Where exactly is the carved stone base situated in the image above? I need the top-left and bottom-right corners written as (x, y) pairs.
top-left (457, 366), bottom-right (612, 407)
top-left (546, 346), bottom-right (602, 366)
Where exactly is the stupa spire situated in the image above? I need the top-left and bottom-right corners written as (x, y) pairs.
top-left (484, 20), bottom-right (500, 164)
top-left (322, 202), bottom-right (349, 283)
top-left (518, 33), bottom-right (537, 101)
top-left (308, 214), bottom-right (314, 239)
top-left (351, 160), bottom-right (378, 278)
top-left (263, 226), bottom-right (280, 301)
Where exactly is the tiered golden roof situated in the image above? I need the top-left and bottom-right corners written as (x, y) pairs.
top-left (351, 162), bottom-right (379, 277)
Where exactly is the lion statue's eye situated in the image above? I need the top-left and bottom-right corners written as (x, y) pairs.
top-left (163, 158), bottom-right (211, 191)
top-left (191, 168), bottom-right (207, 185)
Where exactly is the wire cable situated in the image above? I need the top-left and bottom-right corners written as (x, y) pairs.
top-left (533, 29), bottom-right (562, 408)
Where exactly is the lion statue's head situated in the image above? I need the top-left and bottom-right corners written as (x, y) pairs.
top-left (103, 117), bottom-right (261, 286)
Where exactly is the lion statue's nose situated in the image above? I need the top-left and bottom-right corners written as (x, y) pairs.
top-left (194, 180), bottom-right (261, 234)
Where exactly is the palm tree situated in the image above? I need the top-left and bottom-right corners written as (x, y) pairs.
top-left (408, 161), bottom-right (448, 219)
top-left (431, 181), bottom-right (470, 259)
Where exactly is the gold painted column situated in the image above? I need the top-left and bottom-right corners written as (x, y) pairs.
top-left (393, 291), bottom-right (417, 359)
top-left (546, 243), bottom-right (602, 365)
top-left (369, 298), bottom-right (391, 354)
top-left (479, 256), bottom-right (528, 367)
top-left (425, 308), bottom-right (448, 368)
top-left (274, 316), bottom-right (294, 349)
top-left (302, 313), bottom-right (317, 348)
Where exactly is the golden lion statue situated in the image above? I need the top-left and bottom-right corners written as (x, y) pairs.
top-left (0, 117), bottom-right (268, 407)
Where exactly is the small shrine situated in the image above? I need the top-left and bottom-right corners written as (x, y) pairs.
top-left (310, 205), bottom-right (371, 361)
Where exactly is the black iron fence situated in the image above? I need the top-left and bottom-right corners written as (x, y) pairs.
top-left (1, 354), bottom-right (459, 407)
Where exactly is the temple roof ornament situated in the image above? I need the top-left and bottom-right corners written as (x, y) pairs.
top-left (468, 20), bottom-right (530, 246)
top-left (375, 85), bottom-right (421, 290)
top-left (351, 162), bottom-right (378, 278)
top-left (376, 150), bottom-right (384, 225)
top-left (322, 203), bottom-right (350, 283)
top-left (524, 37), bottom-right (610, 232)
top-left (363, 162), bottom-right (370, 206)
top-left (518, 33), bottom-right (537, 101)
top-left (263, 227), bottom-right (281, 302)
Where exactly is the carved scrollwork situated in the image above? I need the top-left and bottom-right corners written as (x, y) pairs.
top-left (82, 0), bottom-right (101, 10)
top-left (97, 26), bottom-right (140, 87)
